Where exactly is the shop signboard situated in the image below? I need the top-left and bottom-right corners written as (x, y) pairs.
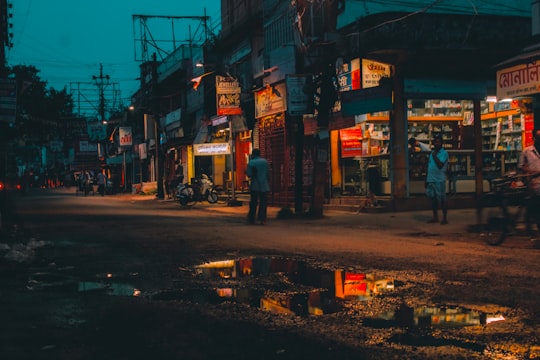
top-left (75, 138), bottom-right (98, 155)
top-left (361, 59), bottom-right (392, 89)
top-left (524, 113), bottom-right (535, 147)
top-left (211, 115), bottom-right (228, 126)
top-left (255, 83), bottom-right (287, 118)
top-left (119, 127), bottom-right (133, 147)
top-left (193, 143), bottom-right (230, 156)
top-left (339, 127), bottom-right (363, 158)
top-left (286, 74), bottom-right (314, 116)
top-left (216, 75), bottom-right (242, 115)
top-left (337, 58), bottom-right (360, 91)
top-left (497, 62), bottom-right (540, 100)
top-left (137, 143), bottom-right (147, 160)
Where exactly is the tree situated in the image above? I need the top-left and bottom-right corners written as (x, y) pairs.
top-left (0, 65), bottom-right (75, 180)
top-left (9, 65), bottom-right (75, 144)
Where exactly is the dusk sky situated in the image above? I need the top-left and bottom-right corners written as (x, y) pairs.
top-left (7, 0), bottom-right (221, 104)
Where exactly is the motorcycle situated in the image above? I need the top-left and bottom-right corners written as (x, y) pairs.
top-left (175, 173), bottom-right (219, 206)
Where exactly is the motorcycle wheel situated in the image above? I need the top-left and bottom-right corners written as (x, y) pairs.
top-left (178, 186), bottom-right (196, 206)
top-left (206, 189), bottom-right (218, 204)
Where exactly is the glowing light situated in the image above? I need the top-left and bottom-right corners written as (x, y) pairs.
top-left (486, 315), bottom-right (505, 324)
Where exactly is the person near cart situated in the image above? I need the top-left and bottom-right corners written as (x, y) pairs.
top-left (518, 127), bottom-right (540, 243)
top-left (425, 134), bottom-right (449, 225)
top-left (246, 149), bottom-right (270, 225)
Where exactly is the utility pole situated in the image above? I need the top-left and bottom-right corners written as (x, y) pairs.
top-left (92, 63), bottom-right (110, 123)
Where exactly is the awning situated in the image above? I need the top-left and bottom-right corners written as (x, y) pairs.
top-left (106, 152), bottom-right (132, 165)
top-left (494, 43), bottom-right (540, 69)
top-left (193, 125), bottom-right (209, 144)
top-left (404, 79), bottom-right (488, 100)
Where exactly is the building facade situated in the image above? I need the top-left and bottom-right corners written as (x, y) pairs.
top-left (132, 0), bottom-right (534, 212)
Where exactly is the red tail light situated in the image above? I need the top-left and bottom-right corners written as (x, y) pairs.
top-left (16, 184), bottom-right (21, 190)
top-left (0, 182), bottom-right (4, 191)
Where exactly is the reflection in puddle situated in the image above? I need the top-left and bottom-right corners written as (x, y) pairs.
top-left (186, 257), bottom-right (506, 326)
top-left (367, 303), bottom-right (505, 328)
top-left (27, 271), bottom-right (141, 297)
top-left (186, 257), bottom-right (395, 316)
top-left (78, 281), bottom-right (141, 296)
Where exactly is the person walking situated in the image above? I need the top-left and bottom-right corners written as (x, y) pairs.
top-left (425, 134), bottom-right (449, 225)
top-left (246, 148), bottom-right (270, 225)
top-left (96, 169), bottom-right (107, 196)
top-left (518, 127), bottom-right (540, 244)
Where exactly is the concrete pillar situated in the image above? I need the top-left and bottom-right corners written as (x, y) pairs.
top-left (390, 55), bottom-right (408, 199)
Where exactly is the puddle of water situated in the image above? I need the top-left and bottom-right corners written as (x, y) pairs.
top-left (366, 303), bottom-right (505, 328)
top-left (184, 257), bottom-right (394, 316)
top-left (188, 257), bottom-right (506, 326)
top-left (78, 281), bottom-right (141, 296)
top-left (28, 271), bottom-right (141, 297)
top-left (27, 271), bottom-right (78, 291)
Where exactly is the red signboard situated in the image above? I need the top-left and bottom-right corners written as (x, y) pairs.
top-left (339, 127), bottom-right (363, 158)
top-left (524, 114), bottom-right (535, 147)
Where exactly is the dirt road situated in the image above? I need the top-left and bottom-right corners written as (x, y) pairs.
top-left (0, 188), bottom-right (538, 359)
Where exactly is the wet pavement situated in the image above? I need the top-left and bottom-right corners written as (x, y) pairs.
top-left (1, 188), bottom-right (538, 359)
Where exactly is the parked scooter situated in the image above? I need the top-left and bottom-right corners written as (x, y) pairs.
top-left (175, 173), bottom-right (219, 206)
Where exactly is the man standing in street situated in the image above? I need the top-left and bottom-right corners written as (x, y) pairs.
top-left (426, 135), bottom-right (448, 224)
top-left (518, 127), bottom-right (540, 245)
top-left (246, 148), bottom-right (270, 225)
top-left (96, 169), bottom-right (107, 196)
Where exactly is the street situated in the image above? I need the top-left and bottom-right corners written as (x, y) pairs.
top-left (0, 188), bottom-right (538, 360)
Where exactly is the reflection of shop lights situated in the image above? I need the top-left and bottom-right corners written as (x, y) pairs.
top-left (216, 288), bottom-right (234, 297)
top-left (486, 315), bottom-right (505, 324)
top-left (197, 260), bottom-right (235, 268)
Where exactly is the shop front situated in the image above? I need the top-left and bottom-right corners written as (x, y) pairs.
top-left (335, 94), bottom-right (534, 197)
top-left (333, 55), bottom-right (525, 198)
top-left (191, 114), bottom-right (251, 194)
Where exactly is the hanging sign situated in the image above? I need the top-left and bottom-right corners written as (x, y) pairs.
top-left (119, 127), bottom-right (133, 147)
top-left (255, 83), bottom-right (287, 118)
top-left (194, 143), bottom-right (231, 156)
top-left (216, 75), bottom-right (242, 115)
top-left (361, 59), bottom-right (392, 89)
top-left (337, 58), bottom-right (360, 92)
top-left (286, 74), bottom-right (314, 116)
